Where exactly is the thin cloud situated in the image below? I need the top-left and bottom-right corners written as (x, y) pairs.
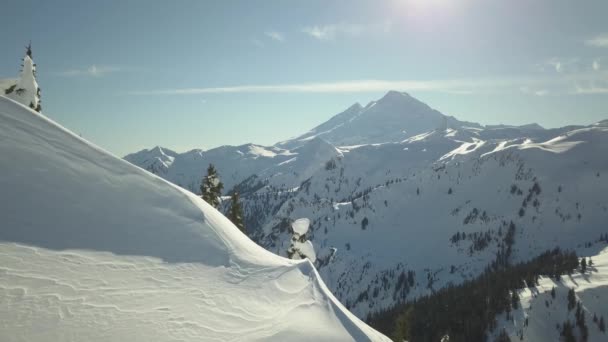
top-left (573, 85), bottom-right (608, 94)
top-left (585, 33), bottom-right (608, 48)
top-left (592, 59), bottom-right (601, 71)
top-left (264, 31), bottom-right (285, 42)
top-left (520, 86), bottom-right (549, 97)
top-left (537, 58), bottom-right (582, 73)
top-left (301, 23), bottom-right (364, 41)
top-left (572, 78), bottom-right (608, 94)
top-left (301, 21), bottom-right (391, 41)
top-left (132, 71), bottom-right (608, 97)
top-left (56, 65), bottom-right (122, 77)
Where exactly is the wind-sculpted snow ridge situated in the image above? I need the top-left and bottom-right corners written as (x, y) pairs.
top-left (0, 95), bottom-right (390, 342)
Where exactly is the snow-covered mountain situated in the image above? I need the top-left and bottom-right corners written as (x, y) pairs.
top-left (253, 121), bottom-right (608, 318)
top-left (126, 91), bottom-right (608, 328)
top-left (125, 143), bottom-right (295, 193)
top-left (277, 90), bottom-right (481, 149)
top-left (493, 248), bottom-right (608, 341)
top-left (0, 95), bottom-right (390, 341)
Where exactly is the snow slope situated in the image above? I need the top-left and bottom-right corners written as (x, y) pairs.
top-left (249, 121), bottom-right (608, 318)
top-left (493, 247), bottom-right (608, 341)
top-left (0, 95), bottom-right (389, 341)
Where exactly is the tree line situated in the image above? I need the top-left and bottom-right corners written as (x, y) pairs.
top-left (200, 164), bottom-right (245, 233)
top-left (368, 248), bottom-right (581, 342)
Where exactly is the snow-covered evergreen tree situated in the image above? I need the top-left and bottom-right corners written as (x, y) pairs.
top-left (200, 164), bottom-right (223, 208)
top-left (227, 192), bottom-right (245, 233)
top-left (286, 218), bottom-right (316, 262)
top-left (6, 43), bottom-right (41, 112)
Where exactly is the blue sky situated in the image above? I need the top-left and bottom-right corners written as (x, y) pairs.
top-left (1, 0), bottom-right (608, 156)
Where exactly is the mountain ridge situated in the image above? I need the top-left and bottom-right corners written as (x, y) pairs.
top-left (124, 91), bottom-right (608, 324)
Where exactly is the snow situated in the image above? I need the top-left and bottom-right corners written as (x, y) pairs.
top-left (493, 247), bottom-right (608, 341)
top-left (293, 240), bottom-right (317, 263)
top-left (243, 111), bottom-right (608, 318)
top-left (248, 144), bottom-right (277, 158)
top-left (125, 90), bottom-right (608, 324)
top-left (125, 143), bottom-right (295, 194)
top-left (6, 55), bottom-right (39, 110)
top-left (277, 157), bottom-right (297, 166)
top-left (279, 91), bottom-right (479, 148)
top-left (402, 130), bottom-right (436, 143)
top-left (292, 218), bottom-right (311, 236)
top-left (440, 138), bottom-right (486, 160)
top-left (0, 95), bottom-right (389, 341)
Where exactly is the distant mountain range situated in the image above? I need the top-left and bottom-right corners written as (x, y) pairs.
top-left (125, 91), bottom-right (608, 340)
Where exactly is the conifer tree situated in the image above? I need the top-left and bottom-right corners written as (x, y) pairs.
top-left (200, 164), bottom-right (223, 208)
top-left (581, 257), bottom-right (587, 273)
top-left (227, 192), bottom-right (245, 233)
top-left (6, 42), bottom-right (41, 112)
top-left (567, 288), bottom-right (576, 311)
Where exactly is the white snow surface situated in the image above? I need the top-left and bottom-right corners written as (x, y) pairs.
top-left (0, 96), bottom-right (389, 341)
top-left (292, 218), bottom-right (311, 236)
top-left (294, 240), bottom-right (317, 263)
top-left (6, 55), bottom-right (39, 110)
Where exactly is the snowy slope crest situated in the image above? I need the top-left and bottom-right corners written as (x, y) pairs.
top-left (0, 95), bottom-right (389, 341)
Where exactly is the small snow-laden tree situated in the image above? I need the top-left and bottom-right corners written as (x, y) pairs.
top-left (200, 164), bottom-right (223, 208)
top-left (6, 43), bottom-right (41, 112)
top-left (227, 192), bottom-right (245, 233)
top-left (287, 218), bottom-right (316, 262)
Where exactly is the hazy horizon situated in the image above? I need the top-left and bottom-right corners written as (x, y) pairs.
top-left (2, 0), bottom-right (608, 155)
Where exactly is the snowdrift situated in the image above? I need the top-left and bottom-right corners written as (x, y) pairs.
top-left (0, 96), bottom-right (389, 341)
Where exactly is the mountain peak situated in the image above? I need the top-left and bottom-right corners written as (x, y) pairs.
top-left (381, 90), bottom-right (411, 100)
top-left (279, 91), bottom-right (477, 148)
top-left (347, 102), bottom-right (363, 111)
top-left (150, 145), bottom-right (165, 154)
top-left (374, 90), bottom-right (429, 111)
